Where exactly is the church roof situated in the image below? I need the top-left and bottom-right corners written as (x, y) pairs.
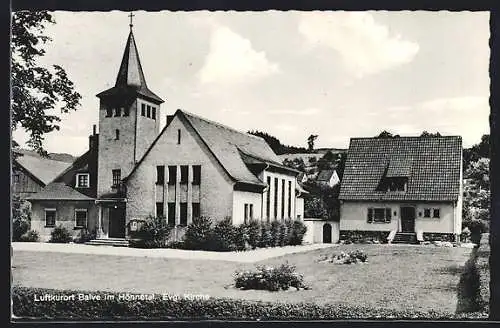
top-left (125, 109), bottom-right (297, 188)
top-left (96, 30), bottom-right (164, 104)
top-left (339, 136), bottom-right (462, 202)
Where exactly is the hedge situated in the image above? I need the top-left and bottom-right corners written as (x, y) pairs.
top-left (12, 286), bottom-right (488, 320)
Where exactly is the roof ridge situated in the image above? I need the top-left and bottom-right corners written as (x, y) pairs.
top-left (350, 135), bottom-right (462, 141)
top-left (179, 109), bottom-right (265, 142)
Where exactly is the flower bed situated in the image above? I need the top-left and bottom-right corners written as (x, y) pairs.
top-left (318, 250), bottom-right (368, 264)
top-left (234, 262), bottom-right (308, 291)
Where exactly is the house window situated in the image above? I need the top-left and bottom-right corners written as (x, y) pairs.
top-left (244, 204), bottom-right (249, 224)
top-left (45, 209), bottom-right (56, 227)
top-left (114, 107), bottom-right (121, 117)
top-left (433, 208), bottom-right (440, 218)
top-left (141, 103), bottom-right (146, 116)
top-left (288, 181), bottom-right (292, 218)
top-left (266, 176), bottom-right (271, 220)
top-left (180, 202), bottom-right (187, 226)
top-left (156, 202), bottom-right (164, 218)
top-left (281, 179), bottom-right (285, 219)
top-left (152, 107), bottom-right (156, 120)
top-left (424, 208), bottom-right (431, 218)
top-left (274, 178), bottom-right (278, 219)
top-left (105, 107), bottom-right (113, 117)
top-left (177, 129), bottom-right (181, 144)
top-left (180, 165), bottom-right (188, 184)
top-left (156, 165), bottom-right (165, 185)
top-left (112, 169), bottom-right (121, 187)
top-left (13, 174), bottom-right (20, 183)
top-left (115, 129), bottom-right (120, 140)
top-left (123, 107), bottom-right (129, 116)
top-left (75, 209), bottom-right (87, 228)
top-left (167, 202), bottom-right (175, 226)
top-left (168, 166), bottom-right (177, 185)
top-left (192, 165), bottom-right (201, 185)
top-left (146, 105), bottom-right (151, 118)
top-left (367, 208), bottom-right (391, 223)
top-left (192, 202), bottom-right (200, 219)
top-left (76, 173), bottom-right (90, 188)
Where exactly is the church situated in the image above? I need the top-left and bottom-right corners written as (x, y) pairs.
top-left (26, 22), bottom-right (306, 243)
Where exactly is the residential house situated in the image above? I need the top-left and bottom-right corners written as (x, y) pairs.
top-left (338, 136), bottom-right (463, 242)
top-left (27, 24), bottom-right (306, 243)
top-left (316, 169), bottom-right (340, 188)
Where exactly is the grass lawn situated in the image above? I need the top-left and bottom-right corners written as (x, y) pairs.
top-left (12, 243), bottom-right (473, 313)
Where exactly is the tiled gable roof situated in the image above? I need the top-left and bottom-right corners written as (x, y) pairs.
top-left (339, 136), bottom-right (462, 202)
top-left (14, 155), bottom-right (72, 186)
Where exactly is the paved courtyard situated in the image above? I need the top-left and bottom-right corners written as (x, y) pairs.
top-left (11, 242), bottom-right (334, 263)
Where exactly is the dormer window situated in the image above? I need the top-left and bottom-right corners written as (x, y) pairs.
top-left (76, 173), bottom-right (90, 188)
top-left (377, 158), bottom-right (411, 192)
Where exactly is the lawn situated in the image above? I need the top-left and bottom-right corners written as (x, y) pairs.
top-left (12, 243), bottom-right (474, 314)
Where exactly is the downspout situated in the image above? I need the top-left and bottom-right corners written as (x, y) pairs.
top-left (261, 164), bottom-right (270, 220)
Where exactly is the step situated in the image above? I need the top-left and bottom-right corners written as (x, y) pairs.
top-left (391, 233), bottom-right (418, 244)
top-left (85, 238), bottom-right (129, 247)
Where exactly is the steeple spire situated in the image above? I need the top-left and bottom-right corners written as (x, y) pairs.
top-left (96, 14), bottom-right (164, 104)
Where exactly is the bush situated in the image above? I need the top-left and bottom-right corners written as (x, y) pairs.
top-left (19, 230), bottom-right (39, 242)
top-left (234, 262), bottom-right (308, 291)
top-left (129, 216), bottom-right (172, 248)
top-left (73, 228), bottom-right (96, 244)
top-left (49, 225), bottom-right (73, 243)
top-left (340, 230), bottom-right (388, 244)
top-left (209, 217), bottom-right (238, 251)
top-left (245, 220), bottom-right (261, 249)
top-left (12, 286), bottom-right (487, 320)
top-left (289, 219), bottom-right (307, 246)
top-left (270, 220), bottom-right (281, 247)
top-left (258, 221), bottom-right (273, 248)
top-left (456, 250), bottom-right (483, 313)
top-left (182, 216), bottom-right (213, 250)
top-left (12, 196), bottom-right (31, 242)
top-left (320, 250), bottom-right (368, 264)
top-left (463, 219), bottom-right (488, 246)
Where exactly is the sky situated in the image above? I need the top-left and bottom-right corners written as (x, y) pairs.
top-left (12, 11), bottom-right (491, 157)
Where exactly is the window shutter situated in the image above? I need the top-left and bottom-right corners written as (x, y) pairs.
top-left (367, 208), bottom-right (373, 223)
top-left (385, 208), bottom-right (391, 222)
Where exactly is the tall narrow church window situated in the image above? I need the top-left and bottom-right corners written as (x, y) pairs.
top-left (152, 107), bottom-right (156, 120)
top-left (180, 165), bottom-right (188, 184)
top-left (168, 166), bottom-right (177, 185)
top-left (106, 107), bottom-right (113, 117)
top-left (156, 166), bottom-right (165, 185)
top-left (192, 202), bottom-right (200, 219)
top-left (177, 129), bottom-right (181, 144)
top-left (156, 202), bottom-right (164, 218)
top-left (167, 202), bottom-right (175, 226)
top-left (123, 107), bottom-right (129, 116)
top-left (147, 105), bottom-right (151, 118)
top-left (112, 169), bottom-right (121, 187)
top-left (180, 203), bottom-right (187, 226)
top-left (281, 179), bottom-right (285, 219)
top-left (192, 165), bottom-right (201, 185)
top-left (266, 176), bottom-right (271, 221)
top-left (141, 103), bottom-right (146, 116)
top-left (115, 129), bottom-right (120, 140)
top-left (274, 178), bottom-right (278, 219)
top-left (249, 204), bottom-right (254, 220)
top-left (114, 107), bottom-right (121, 117)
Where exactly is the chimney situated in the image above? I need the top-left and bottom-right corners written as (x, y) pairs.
top-left (89, 125), bottom-right (98, 152)
top-left (93, 124), bottom-right (97, 135)
top-left (166, 115), bottom-right (174, 126)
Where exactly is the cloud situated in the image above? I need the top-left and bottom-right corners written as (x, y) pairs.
top-left (298, 11), bottom-right (419, 78)
top-left (269, 107), bottom-right (322, 116)
top-left (198, 25), bottom-right (279, 84)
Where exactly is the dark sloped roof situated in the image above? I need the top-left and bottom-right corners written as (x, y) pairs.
top-left (26, 182), bottom-right (94, 201)
top-left (96, 30), bottom-right (163, 104)
top-left (14, 155), bottom-right (72, 186)
top-left (126, 110), bottom-right (295, 187)
top-left (316, 169), bottom-right (335, 182)
top-left (339, 136), bottom-right (462, 202)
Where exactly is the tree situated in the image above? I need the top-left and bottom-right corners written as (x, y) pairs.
top-left (420, 131), bottom-right (442, 137)
top-left (317, 150), bottom-right (336, 171)
top-left (375, 130), bottom-right (400, 138)
top-left (307, 134), bottom-right (318, 152)
top-left (248, 130), bottom-right (308, 155)
top-left (11, 11), bottom-right (81, 156)
top-left (283, 157), bottom-right (305, 171)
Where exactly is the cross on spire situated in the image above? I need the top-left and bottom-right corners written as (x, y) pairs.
top-left (128, 12), bottom-right (135, 29)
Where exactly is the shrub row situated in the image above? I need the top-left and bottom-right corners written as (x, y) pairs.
top-left (234, 262), bottom-right (308, 291)
top-left (339, 230), bottom-right (388, 244)
top-left (12, 286), bottom-right (487, 320)
top-left (180, 217), bottom-right (307, 252)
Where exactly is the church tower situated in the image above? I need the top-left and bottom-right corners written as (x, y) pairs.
top-left (96, 19), bottom-right (164, 198)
